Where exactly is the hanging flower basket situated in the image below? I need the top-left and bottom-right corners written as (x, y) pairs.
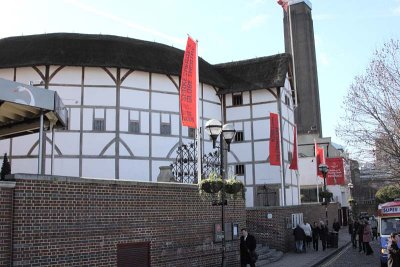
top-left (319, 190), bottom-right (333, 200)
top-left (199, 172), bottom-right (223, 194)
top-left (224, 176), bottom-right (245, 199)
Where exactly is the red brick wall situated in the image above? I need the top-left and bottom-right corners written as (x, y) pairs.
top-left (246, 203), bottom-right (340, 252)
top-left (1, 175), bottom-right (245, 266)
top-left (0, 181), bottom-right (15, 267)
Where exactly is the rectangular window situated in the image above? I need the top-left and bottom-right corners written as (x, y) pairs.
top-left (288, 151), bottom-right (293, 162)
top-left (232, 93), bottom-right (243, 106)
top-left (235, 131), bottom-right (244, 142)
top-left (93, 118), bottom-right (105, 131)
top-left (285, 95), bottom-right (290, 106)
top-left (160, 122), bottom-right (171, 135)
top-left (128, 121), bottom-right (140, 133)
top-left (188, 127), bottom-right (196, 138)
top-left (235, 164), bottom-right (245, 175)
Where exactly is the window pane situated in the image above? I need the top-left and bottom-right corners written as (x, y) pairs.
top-left (93, 119), bottom-right (105, 131)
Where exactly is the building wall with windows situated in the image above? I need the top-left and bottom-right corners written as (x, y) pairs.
top-left (0, 33), bottom-right (298, 207)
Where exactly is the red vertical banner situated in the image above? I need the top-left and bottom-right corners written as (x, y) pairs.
top-left (180, 36), bottom-right (197, 128)
top-left (316, 146), bottom-right (325, 177)
top-left (326, 158), bottom-right (345, 185)
top-left (289, 126), bottom-right (298, 170)
top-left (269, 113), bottom-right (281, 166)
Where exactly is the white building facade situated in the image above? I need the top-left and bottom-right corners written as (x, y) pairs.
top-left (0, 33), bottom-right (298, 207)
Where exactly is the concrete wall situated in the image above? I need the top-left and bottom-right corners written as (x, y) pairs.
top-left (0, 174), bottom-right (245, 267)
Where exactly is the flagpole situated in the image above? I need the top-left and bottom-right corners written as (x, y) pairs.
top-left (195, 39), bottom-right (202, 183)
top-left (277, 88), bottom-right (286, 206)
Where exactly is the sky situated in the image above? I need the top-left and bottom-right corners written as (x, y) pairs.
top-left (1, 0), bottom-right (400, 150)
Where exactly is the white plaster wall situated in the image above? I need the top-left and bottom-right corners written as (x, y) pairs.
top-left (226, 106), bottom-right (251, 121)
top-left (82, 133), bottom-right (115, 155)
top-left (0, 139), bottom-right (10, 155)
top-left (151, 113), bottom-right (160, 134)
top-left (171, 115), bottom-right (180, 135)
top-left (251, 90), bottom-right (276, 103)
top-left (202, 84), bottom-right (219, 103)
top-left (82, 108), bottom-right (93, 131)
top-left (151, 92), bottom-right (179, 112)
top-left (255, 164), bottom-right (280, 184)
top-left (121, 70), bottom-right (149, 89)
top-left (11, 158), bottom-right (38, 174)
top-left (120, 134), bottom-right (149, 157)
top-left (84, 67), bottom-right (116, 86)
top-left (51, 86), bottom-right (82, 106)
top-left (51, 132), bottom-right (80, 155)
top-left (242, 91), bottom-right (250, 105)
top-left (202, 101), bottom-right (221, 120)
top-left (252, 120), bottom-right (268, 140)
top-left (230, 143), bottom-right (252, 162)
top-left (252, 103), bottom-right (277, 119)
top-left (120, 89), bottom-right (149, 109)
top-left (245, 187), bottom-right (254, 208)
top-left (141, 112), bottom-right (150, 133)
top-left (106, 109), bottom-right (116, 131)
top-left (15, 67), bottom-right (44, 84)
top-left (245, 164), bottom-right (253, 185)
top-left (12, 134), bottom-right (38, 156)
top-left (253, 141), bottom-right (268, 161)
top-left (120, 159), bottom-right (149, 181)
top-left (84, 87), bottom-right (116, 106)
top-left (152, 73), bottom-right (178, 93)
top-left (226, 94), bottom-right (232, 106)
top-left (52, 158), bottom-right (79, 177)
top-left (119, 110), bottom-right (129, 132)
top-left (82, 158), bottom-right (115, 179)
top-left (298, 157), bottom-right (323, 186)
top-left (50, 66), bottom-right (82, 84)
top-left (69, 108), bottom-right (81, 130)
top-left (151, 136), bottom-right (177, 158)
top-left (0, 69), bottom-right (14, 80)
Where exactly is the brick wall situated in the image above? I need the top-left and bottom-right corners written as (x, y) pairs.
top-left (246, 203), bottom-right (340, 252)
top-left (0, 181), bottom-right (15, 267)
top-left (1, 174), bottom-right (245, 266)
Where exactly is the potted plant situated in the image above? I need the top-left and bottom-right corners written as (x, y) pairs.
top-left (199, 172), bottom-right (223, 194)
top-left (224, 176), bottom-right (244, 194)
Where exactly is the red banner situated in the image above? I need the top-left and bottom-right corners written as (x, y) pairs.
top-left (289, 126), bottom-right (298, 170)
top-left (316, 145), bottom-right (325, 177)
top-left (269, 113), bottom-right (280, 166)
top-left (326, 157), bottom-right (345, 185)
top-left (180, 36), bottom-right (197, 128)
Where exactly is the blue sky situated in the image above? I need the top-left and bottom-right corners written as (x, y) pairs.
top-left (2, 0), bottom-right (400, 148)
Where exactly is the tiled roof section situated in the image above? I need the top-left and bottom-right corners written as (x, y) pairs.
top-left (214, 53), bottom-right (291, 94)
top-left (0, 33), bottom-right (227, 88)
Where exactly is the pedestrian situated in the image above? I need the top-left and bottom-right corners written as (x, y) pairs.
top-left (370, 217), bottom-right (378, 241)
top-left (387, 233), bottom-right (400, 267)
top-left (312, 221), bottom-right (320, 251)
top-left (240, 228), bottom-right (257, 267)
top-left (333, 218), bottom-right (340, 232)
top-left (304, 221), bottom-right (313, 249)
top-left (353, 219), bottom-right (360, 249)
top-left (363, 220), bottom-right (373, 255)
top-left (358, 219), bottom-right (365, 253)
top-left (319, 221), bottom-right (328, 251)
top-left (293, 224), bottom-right (306, 253)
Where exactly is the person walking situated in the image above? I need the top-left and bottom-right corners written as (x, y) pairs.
top-left (319, 221), bottom-right (329, 251)
top-left (312, 221), bottom-right (320, 251)
top-left (363, 220), bottom-right (373, 255)
top-left (240, 228), bottom-right (257, 267)
top-left (370, 217), bottom-right (378, 241)
top-left (293, 224), bottom-right (306, 253)
top-left (353, 219), bottom-right (360, 249)
top-left (358, 219), bottom-right (365, 253)
top-left (387, 233), bottom-right (400, 267)
top-left (304, 221), bottom-right (313, 249)
top-left (333, 218), bottom-right (340, 232)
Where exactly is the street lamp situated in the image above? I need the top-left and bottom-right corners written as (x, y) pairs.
top-left (348, 182), bottom-right (354, 219)
top-left (318, 163), bottom-right (329, 225)
top-left (205, 119), bottom-right (236, 267)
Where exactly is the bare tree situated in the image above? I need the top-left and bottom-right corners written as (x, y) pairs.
top-left (336, 39), bottom-right (400, 175)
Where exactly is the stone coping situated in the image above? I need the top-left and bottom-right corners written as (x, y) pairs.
top-left (0, 180), bottom-right (16, 188)
top-left (6, 173), bottom-right (197, 189)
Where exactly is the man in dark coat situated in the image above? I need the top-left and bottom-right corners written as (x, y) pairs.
top-left (319, 221), bottom-right (329, 251)
top-left (312, 221), bottom-right (320, 251)
top-left (293, 224), bottom-right (306, 253)
top-left (240, 228), bottom-right (257, 267)
top-left (352, 219), bottom-right (360, 248)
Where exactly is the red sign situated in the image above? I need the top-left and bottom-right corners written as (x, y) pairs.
top-left (326, 157), bottom-right (345, 185)
top-left (269, 113), bottom-right (280, 166)
top-left (180, 36), bottom-right (197, 128)
top-left (316, 145), bottom-right (325, 177)
top-left (289, 126), bottom-right (298, 170)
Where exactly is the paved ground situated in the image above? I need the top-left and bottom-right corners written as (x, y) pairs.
top-left (321, 238), bottom-right (381, 267)
top-left (266, 227), bottom-right (352, 267)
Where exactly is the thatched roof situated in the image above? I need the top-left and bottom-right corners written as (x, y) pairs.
top-left (0, 33), bottom-right (290, 93)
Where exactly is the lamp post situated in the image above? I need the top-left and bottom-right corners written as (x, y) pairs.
top-left (205, 119), bottom-right (236, 267)
top-left (318, 163), bottom-right (329, 225)
top-left (348, 182), bottom-right (354, 219)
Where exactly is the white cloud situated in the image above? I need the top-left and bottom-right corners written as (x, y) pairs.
top-left (394, 4), bottom-right (400, 16)
top-left (317, 52), bottom-right (330, 66)
top-left (241, 15), bottom-right (267, 31)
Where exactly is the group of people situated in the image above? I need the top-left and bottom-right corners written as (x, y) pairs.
top-left (348, 218), bottom-right (374, 255)
top-left (293, 220), bottom-right (333, 253)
